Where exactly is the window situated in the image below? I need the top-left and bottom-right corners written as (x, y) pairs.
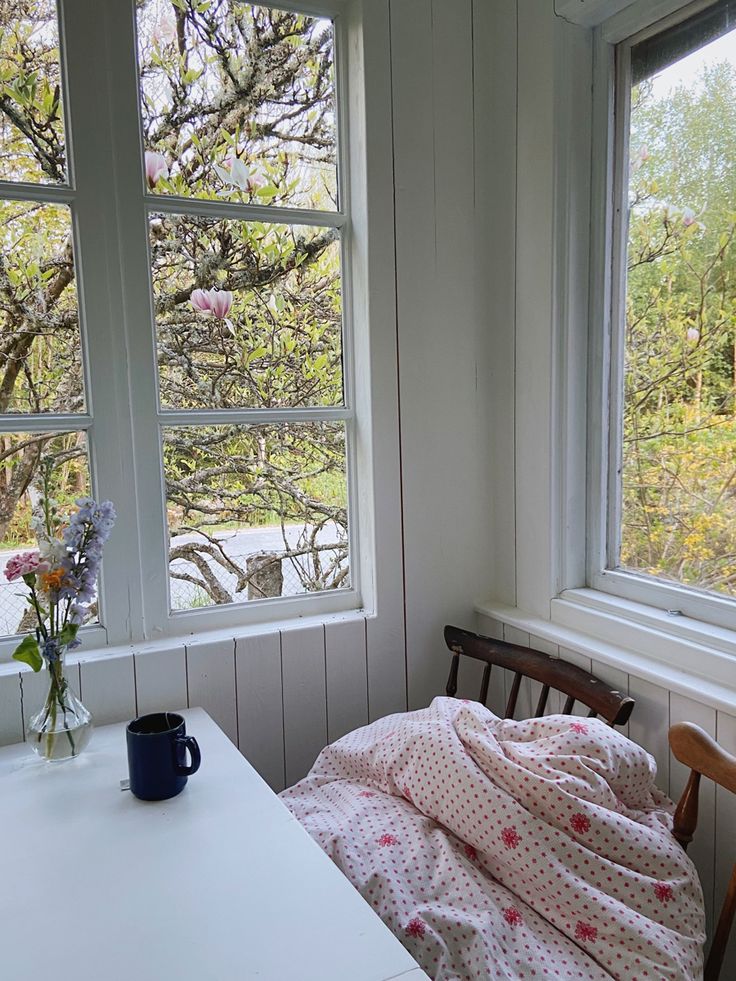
top-left (0, 0), bottom-right (360, 652)
top-left (594, 0), bottom-right (736, 622)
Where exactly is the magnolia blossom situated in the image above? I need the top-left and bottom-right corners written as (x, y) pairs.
top-left (214, 157), bottom-right (254, 193)
top-left (686, 326), bottom-right (700, 343)
top-left (152, 11), bottom-right (177, 46)
top-left (4, 551), bottom-right (49, 582)
top-left (145, 150), bottom-right (169, 189)
top-left (190, 287), bottom-right (233, 319)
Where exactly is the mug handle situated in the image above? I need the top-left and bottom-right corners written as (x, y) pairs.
top-left (175, 735), bottom-right (201, 776)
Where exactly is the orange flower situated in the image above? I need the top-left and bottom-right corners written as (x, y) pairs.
top-left (39, 568), bottom-right (66, 592)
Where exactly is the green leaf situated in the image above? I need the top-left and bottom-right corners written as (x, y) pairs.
top-left (12, 636), bottom-right (42, 672)
top-left (58, 623), bottom-right (79, 647)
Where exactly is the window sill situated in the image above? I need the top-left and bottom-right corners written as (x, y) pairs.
top-left (0, 606), bottom-right (369, 678)
top-left (476, 588), bottom-right (736, 715)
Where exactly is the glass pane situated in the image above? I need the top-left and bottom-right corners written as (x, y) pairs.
top-left (0, 199), bottom-right (84, 412)
top-left (137, 1), bottom-right (337, 210)
top-left (0, 0), bottom-right (67, 183)
top-left (163, 422), bottom-right (349, 611)
top-left (620, 22), bottom-right (736, 596)
top-left (0, 431), bottom-right (92, 636)
top-left (151, 215), bottom-right (342, 409)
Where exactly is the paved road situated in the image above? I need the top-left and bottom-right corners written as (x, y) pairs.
top-left (0, 523), bottom-right (347, 635)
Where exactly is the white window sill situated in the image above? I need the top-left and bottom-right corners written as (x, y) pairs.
top-left (0, 607), bottom-right (369, 679)
top-left (476, 588), bottom-right (736, 716)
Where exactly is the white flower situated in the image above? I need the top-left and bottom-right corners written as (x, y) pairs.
top-left (39, 537), bottom-right (68, 564)
top-left (214, 157), bottom-right (251, 192)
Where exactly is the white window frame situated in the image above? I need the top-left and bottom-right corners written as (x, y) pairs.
top-left (586, 0), bottom-right (736, 632)
top-left (0, 0), bottom-right (397, 661)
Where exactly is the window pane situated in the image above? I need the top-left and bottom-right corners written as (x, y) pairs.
top-left (137, 1), bottom-right (337, 210)
top-left (151, 215), bottom-right (342, 409)
top-left (0, 199), bottom-right (84, 412)
top-left (0, 0), bottom-right (67, 184)
top-left (163, 422), bottom-right (349, 611)
top-left (0, 431), bottom-right (92, 636)
top-left (620, 22), bottom-right (736, 596)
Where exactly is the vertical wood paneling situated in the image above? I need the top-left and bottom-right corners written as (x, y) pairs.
top-left (235, 631), bottom-right (285, 792)
top-left (133, 645), bottom-right (187, 717)
top-left (325, 619), bottom-right (368, 744)
top-left (365, 613), bottom-right (406, 723)
top-left (281, 624), bottom-right (327, 787)
top-left (714, 712), bottom-right (736, 980)
top-left (529, 634), bottom-right (561, 715)
top-left (670, 693), bottom-right (717, 942)
top-left (0, 670), bottom-right (22, 744)
top-left (476, 615), bottom-right (506, 717)
top-left (558, 647), bottom-right (593, 718)
top-left (185, 640), bottom-right (238, 746)
top-left (590, 660), bottom-right (630, 736)
top-left (78, 653), bottom-right (135, 726)
top-left (628, 676), bottom-right (670, 792)
top-left (503, 625), bottom-right (532, 719)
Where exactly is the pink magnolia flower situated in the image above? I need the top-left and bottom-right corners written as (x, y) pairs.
top-left (145, 150), bottom-right (169, 189)
top-left (686, 327), bottom-right (700, 344)
top-left (190, 288), bottom-right (233, 319)
top-left (682, 207), bottom-right (697, 227)
top-left (4, 551), bottom-right (49, 582)
top-left (208, 289), bottom-right (233, 319)
top-left (214, 156), bottom-right (254, 193)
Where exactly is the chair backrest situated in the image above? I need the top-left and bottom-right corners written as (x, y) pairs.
top-left (669, 722), bottom-right (736, 981)
top-left (444, 625), bottom-right (635, 728)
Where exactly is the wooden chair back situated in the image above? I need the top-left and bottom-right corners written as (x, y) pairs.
top-left (669, 722), bottom-right (736, 981)
top-left (444, 625), bottom-right (635, 728)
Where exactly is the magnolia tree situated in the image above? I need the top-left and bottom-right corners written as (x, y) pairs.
top-left (0, 0), bottom-right (349, 625)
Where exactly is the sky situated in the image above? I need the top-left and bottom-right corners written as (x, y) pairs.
top-left (650, 25), bottom-right (736, 97)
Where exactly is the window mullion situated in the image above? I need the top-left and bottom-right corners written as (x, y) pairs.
top-left (58, 0), bottom-right (147, 643)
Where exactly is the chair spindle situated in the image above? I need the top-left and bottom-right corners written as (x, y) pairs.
top-left (505, 672), bottom-right (522, 719)
top-left (534, 684), bottom-right (550, 717)
top-left (562, 695), bottom-right (575, 715)
top-left (479, 664), bottom-right (491, 706)
top-left (446, 652), bottom-right (460, 698)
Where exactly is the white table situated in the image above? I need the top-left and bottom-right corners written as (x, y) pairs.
top-left (0, 709), bottom-right (428, 981)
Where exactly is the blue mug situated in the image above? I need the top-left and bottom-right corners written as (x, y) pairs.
top-left (126, 712), bottom-right (201, 801)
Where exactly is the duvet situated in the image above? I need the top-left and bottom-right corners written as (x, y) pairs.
top-left (280, 697), bottom-right (705, 981)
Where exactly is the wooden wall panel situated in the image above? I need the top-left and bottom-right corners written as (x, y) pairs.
top-left (325, 618), bottom-right (369, 744)
top-left (185, 640), bottom-right (238, 746)
top-left (235, 631), bottom-right (285, 793)
top-left (133, 645), bottom-right (187, 716)
top-left (78, 653), bottom-right (135, 726)
top-left (590, 660), bottom-right (630, 737)
top-left (628, 676), bottom-right (670, 793)
top-left (281, 625), bottom-right (327, 787)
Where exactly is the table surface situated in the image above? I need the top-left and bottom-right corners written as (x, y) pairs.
top-left (0, 709), bottom-right (427, 981)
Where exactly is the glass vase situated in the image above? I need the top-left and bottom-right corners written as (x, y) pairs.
top-left (27, 653), bottom-right (93, 762)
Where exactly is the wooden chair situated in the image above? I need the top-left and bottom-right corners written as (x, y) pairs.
top-left (669, 722), bottom-right (736, 981)
top-left (444, 625), bottom-right (635, 728)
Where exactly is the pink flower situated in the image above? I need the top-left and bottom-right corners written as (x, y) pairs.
top-left (208, 289), bottom-right (233, 319)
top-left (682, 207), bottom-right (697, 227)
top-left (686, 327), bottom-right (700, 344)
top-left (145, 150), bottom-right (169, 189)
top-left (214, 156), bottom-right (252, 192)
top-left (569, 721), bottom-right (588, 734)
top-left (4, 551), bottom-right (49, 582)
top-left (378, 833), bottom-right (398, 847)
top-left (654, 882), bottom-right (674, 904)
top-left (189, 287), bottom-right (233, 319)
top-left (190, 289), bottom-right (212, 314)
top-left (575, 921), bottom-right (598, 943)
top-left (405, 917), bottom-right (426, 939)
top-left (503, 906), bottom-right (523, 927)
top-left (570, 813), bottom-right (591, 835)
top-left (501, 827), bottom-right (521, 849)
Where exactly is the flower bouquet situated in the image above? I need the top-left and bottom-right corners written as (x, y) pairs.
top-left (6, 471), bottom-right (115, 761)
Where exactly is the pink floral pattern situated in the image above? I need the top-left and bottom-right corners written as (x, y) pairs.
top-left (503, 906), bottom-right (523, 927)
top-left (569, 721), bottom-right (589, 734)
top-left (281, 697), bottom-right (705, 981)
top-left (570, 813), bottom-right (591, 835)
top-left (501, 826), bottom-right (522, 849)
top-left (575, 921), bottom-right (599, 943)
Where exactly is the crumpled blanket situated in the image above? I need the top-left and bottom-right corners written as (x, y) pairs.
top-left (280, 697), bottom-right (705, 981)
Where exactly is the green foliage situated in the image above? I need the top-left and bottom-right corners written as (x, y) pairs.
top-left (621, 60), bottom-right (736, 596)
